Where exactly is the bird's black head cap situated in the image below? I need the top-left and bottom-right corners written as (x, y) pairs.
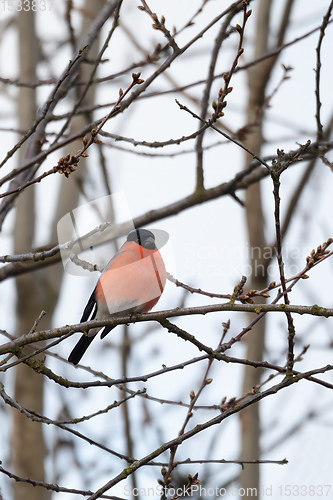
top-left (127, 228), bottom-right (156, 249)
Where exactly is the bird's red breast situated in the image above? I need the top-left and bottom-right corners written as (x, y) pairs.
top-left (95, 240), bottom-right (166, 314)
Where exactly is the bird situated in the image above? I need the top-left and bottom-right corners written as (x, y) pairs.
top-left (68, 228), bottom-right (167, 365)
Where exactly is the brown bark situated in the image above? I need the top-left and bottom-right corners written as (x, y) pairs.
top-left (12, 10), bottom-right (50, 500)
top-left (240, 1), bottom-right (296, 493)
top-left (239, 0), bottom-right (273, 493)
top-left (11, 3), bottom-right (103, 498)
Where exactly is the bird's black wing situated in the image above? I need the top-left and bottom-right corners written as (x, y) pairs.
top-left (68, 288), bottom-right (98, 365)
top-left (68, 334), bottom-right (95, 365)
top-left (100, 325), bottom-right (115, 339)
top-left (68, 242), bottom-right (127, 365)
top-left (80, 288), bottom-right (98, 322)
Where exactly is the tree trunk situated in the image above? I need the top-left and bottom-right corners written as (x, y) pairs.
top-left (12, 10), bottom-right (50, 500)
top-left (12, 3), bottom-right (103, 498)
top-left (239, 0), bottom-right (273, 493)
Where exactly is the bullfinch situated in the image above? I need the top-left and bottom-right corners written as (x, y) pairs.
top-left (68, 228), bottom-right (166, 365)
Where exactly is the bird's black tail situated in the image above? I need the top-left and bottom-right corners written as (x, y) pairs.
top-left (68, 334), bottom-right (95, 365)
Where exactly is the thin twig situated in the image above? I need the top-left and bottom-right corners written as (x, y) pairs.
top-left (315, 0), bottom-right (333, 142)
